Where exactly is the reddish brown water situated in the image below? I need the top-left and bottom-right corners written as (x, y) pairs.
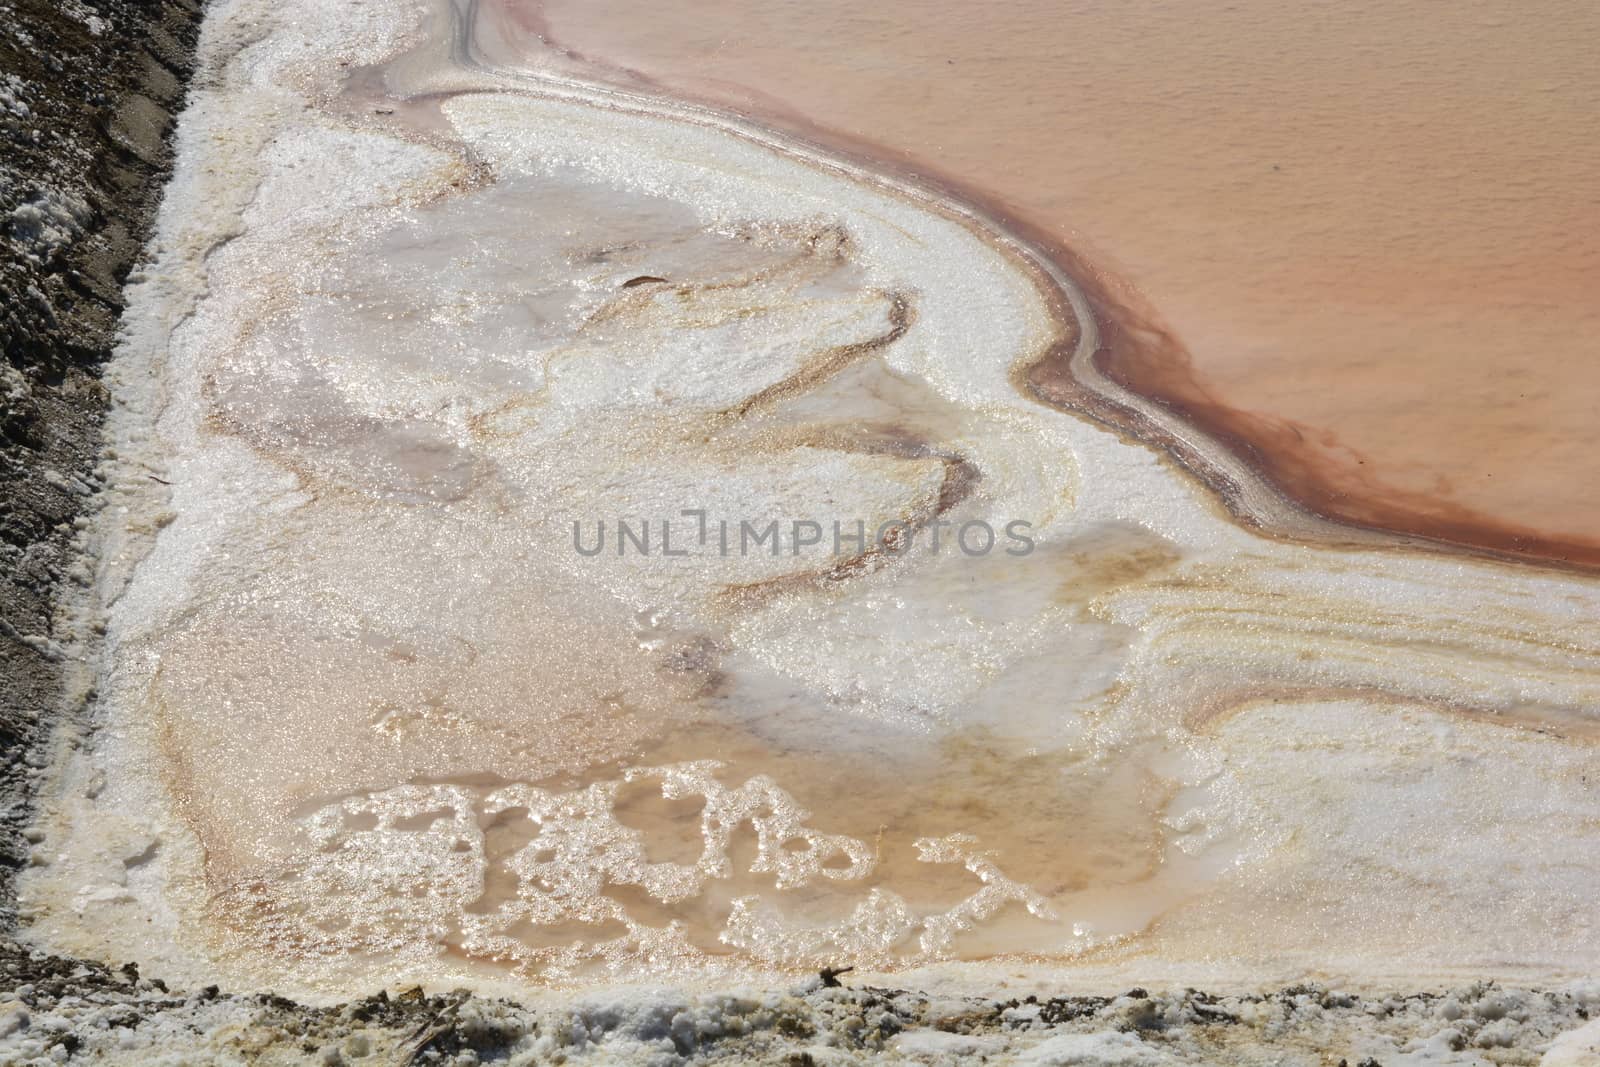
top-left (506, 0), bottom-right (1600, 565)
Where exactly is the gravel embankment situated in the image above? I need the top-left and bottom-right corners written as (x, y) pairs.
top-left (1, 943), bottom-right (1596, 1065)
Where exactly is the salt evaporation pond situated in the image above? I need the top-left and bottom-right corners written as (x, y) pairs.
top-left (17, 0), bottom-right (1600, 1003)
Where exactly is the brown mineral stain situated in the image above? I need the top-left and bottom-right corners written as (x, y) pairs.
top-left (496, 0), bottom-right (1600, 567)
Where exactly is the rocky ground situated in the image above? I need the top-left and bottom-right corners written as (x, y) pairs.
top-left (0, 940), bottom-right (1596, 1065)
top-left (0, 0), bottom-right (200, 925)
top-left (2, 2), bottom-right (1598, 1064)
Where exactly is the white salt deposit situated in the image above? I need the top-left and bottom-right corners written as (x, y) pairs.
top-left (6, 191), bottom-right (91, 264)
top-left (14, 0), bottom-right (1600, 1024)
top-left (0, 73), bottom-right (31, 118)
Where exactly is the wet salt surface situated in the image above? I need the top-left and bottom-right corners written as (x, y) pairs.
top-left (16, 0), bottom-right (1600, 1002)
top-left (518, 0), bottom-right (1600, 567)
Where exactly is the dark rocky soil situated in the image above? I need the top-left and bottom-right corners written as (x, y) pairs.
top-left (0, 937), bottom-right (1592, 1064)
top-left (0, 0), bottom-right (201, 925)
